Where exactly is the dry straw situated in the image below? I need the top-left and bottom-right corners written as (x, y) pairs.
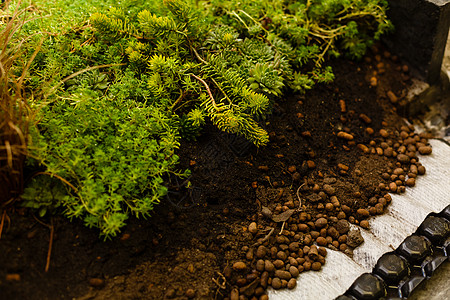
top-left (0, 0), bottom-right (42, 205)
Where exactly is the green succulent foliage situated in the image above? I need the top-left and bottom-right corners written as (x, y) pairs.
top-left (65, 70), bottom-right (109, 93)
top-left (248, 63), bottom-right (284, 96)
top-left (21, 176), bottom-right (67, 218)
top-left (17, 0), bottom-right (392, 238)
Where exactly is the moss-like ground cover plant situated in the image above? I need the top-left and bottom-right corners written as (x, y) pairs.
top-left (5, 0), bottom-right (392, 238)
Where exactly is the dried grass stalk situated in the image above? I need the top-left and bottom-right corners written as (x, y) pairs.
top-left (1, 0), bottom-right (41, 205)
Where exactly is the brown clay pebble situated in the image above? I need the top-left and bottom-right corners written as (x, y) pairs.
top-left (357, 144), bottom-right (370, 153)
top-left (248, 222), bottom-right (258, 234)
top-left (336, 219), bottom-right (350, 234)
top-left (338, 235), bottom-right (348, 244)
top-left (298, 224), bottom-right (309, 232)
top-left (273, 259), bottom-right (284, 269)
top-left (275, 270), bottom-right (292, 280)
top-left (271, 278), bottom-right (282, 289)
top-left (230, 289), bottom-right (239, 300)
top-left (389, 182), bottom-right (397, 192)
top-left (257, 279), bottom-right (267, 294)
top-left (356, 209), bottom-right (370, 218)
top-left (315, 217), bottom-right (328, 228)
top-left (325, 203), bottom-right (334, 211)
top-left (185, 289), bottom-right (196, 299)
top-left (384, 147), bottom-right (393, 157)
top-left (6, 274), bottom-right (21, 281)
top-left (256, 245), bottom-right (267, 258)
top-left (289, 242), bottom-right (300, 252)
top-left (316, 236), bottom-right (327, 246)
top-left (360, 220), bottom-right (369, 229)
top-left (338, 163), bottom-right (349, 171)
top-left (289, 266), bottom-right (300, 278)
top-left (307, 160), bottom-right (316, 169)
top-left (89, 278), bottom-right (105, 287)
top-left (405, 178), bottom-right (416, 187)
top-left (375, 203), bottom-right (384, 214)
top-left (337, 131), bottom-right (354, 140)
top-left (287, 278), bottom-right (297, 289)
top-left (379, 129), bottom-right (389, 138)
top-left (337, 211), bottom-right (346, 219)
top-left (341, 205), bottom-right (351, 214)
top-left (246, 248), bottom-right (254, 260)
top-left (308, 245), bottom-right (319, 259)
top-left (311, 262), bottom-right (322, 271)
top-left (277, 251), bottom-right (288, 260)
top-left (393, 168), bottom-right (404, 175)
top-left (397, 154), bottom-right (410, 164)
top-left (418, 146), bottom-right (432, 155)
top-left (265, 260), bottom-right (275, 272)
top-left (359, 114), bottom-right (372, 124)
top-left (304, 235), bottom-right (312, 245)
top-left (327, 227), bottom-right (340, 239)
top-left (387, 91), bottom-right (398, 103)
top-left (323, 184), bottom-right (335, 195)
top-left (256, 260), bottom-right (265, 272)
top-left (418, 166), bottom-right (426, 175)
top-left (233, 261), bottom-right (247, 271)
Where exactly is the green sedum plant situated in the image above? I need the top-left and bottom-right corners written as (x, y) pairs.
top-left (16, 0), bottom-right (392, 238)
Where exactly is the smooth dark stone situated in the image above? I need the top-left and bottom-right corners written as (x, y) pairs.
top-left (348, 273), bottom-right (386, 300)
top-left (440, 204), bottom-right (450, 221)
top-left (419, 216), bottom-right (450, 245)
top-left (397, 235), bottom-right (431, 263)
top-left (374, 253), bottom-right (409, 284)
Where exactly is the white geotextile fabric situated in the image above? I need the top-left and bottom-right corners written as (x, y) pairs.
top-left (269, 139), bottom-right (450, 300)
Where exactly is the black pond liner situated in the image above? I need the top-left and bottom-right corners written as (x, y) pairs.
top-left (335, 204), bottom-right (450, 299)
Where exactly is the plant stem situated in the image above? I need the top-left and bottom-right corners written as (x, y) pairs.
top-left (45, 217), bottom-right (54, 272)
top-left (43, 63), bottom-right (126, 100)
top-left (190, 74), bottom-right (221, 111)
top-left (0, 210), bottom-right (6, 239)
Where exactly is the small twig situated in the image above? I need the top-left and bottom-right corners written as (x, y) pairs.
top-left (209, 77), bottom-right (232, 104)
top-left (32, 214), bottom-right (50, 228)
top-left (190, 46), bottom-right (207, 64)
top-left (212, 272), bottom-right (227, 290)
top-left (0, 210), bottom-right (6, 239)
top-left (170, 88), bottom-right (185, 111)
top-left (45, 217), bottom-right (54, 272)
top-left (33, 172), bottom-right (78, 193)
top-left (43, 63), bottom-right (126, 100)
top-left (31, 215), bottom-right (54, 272)
top-left (190, 74), bottom-right (221, 111)
top-left (252, 227), bottom-right (274, 247)
top-left (296, 182), bottom-right (306, 212)
top-left (279, 221), bottom-right (286, 235)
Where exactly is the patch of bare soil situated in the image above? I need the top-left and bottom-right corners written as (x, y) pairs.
top-left (0, 44), bottom-right (434, 300)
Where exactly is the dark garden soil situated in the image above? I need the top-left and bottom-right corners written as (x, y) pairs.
top-left (0, 44), bottom-right (435, 300)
